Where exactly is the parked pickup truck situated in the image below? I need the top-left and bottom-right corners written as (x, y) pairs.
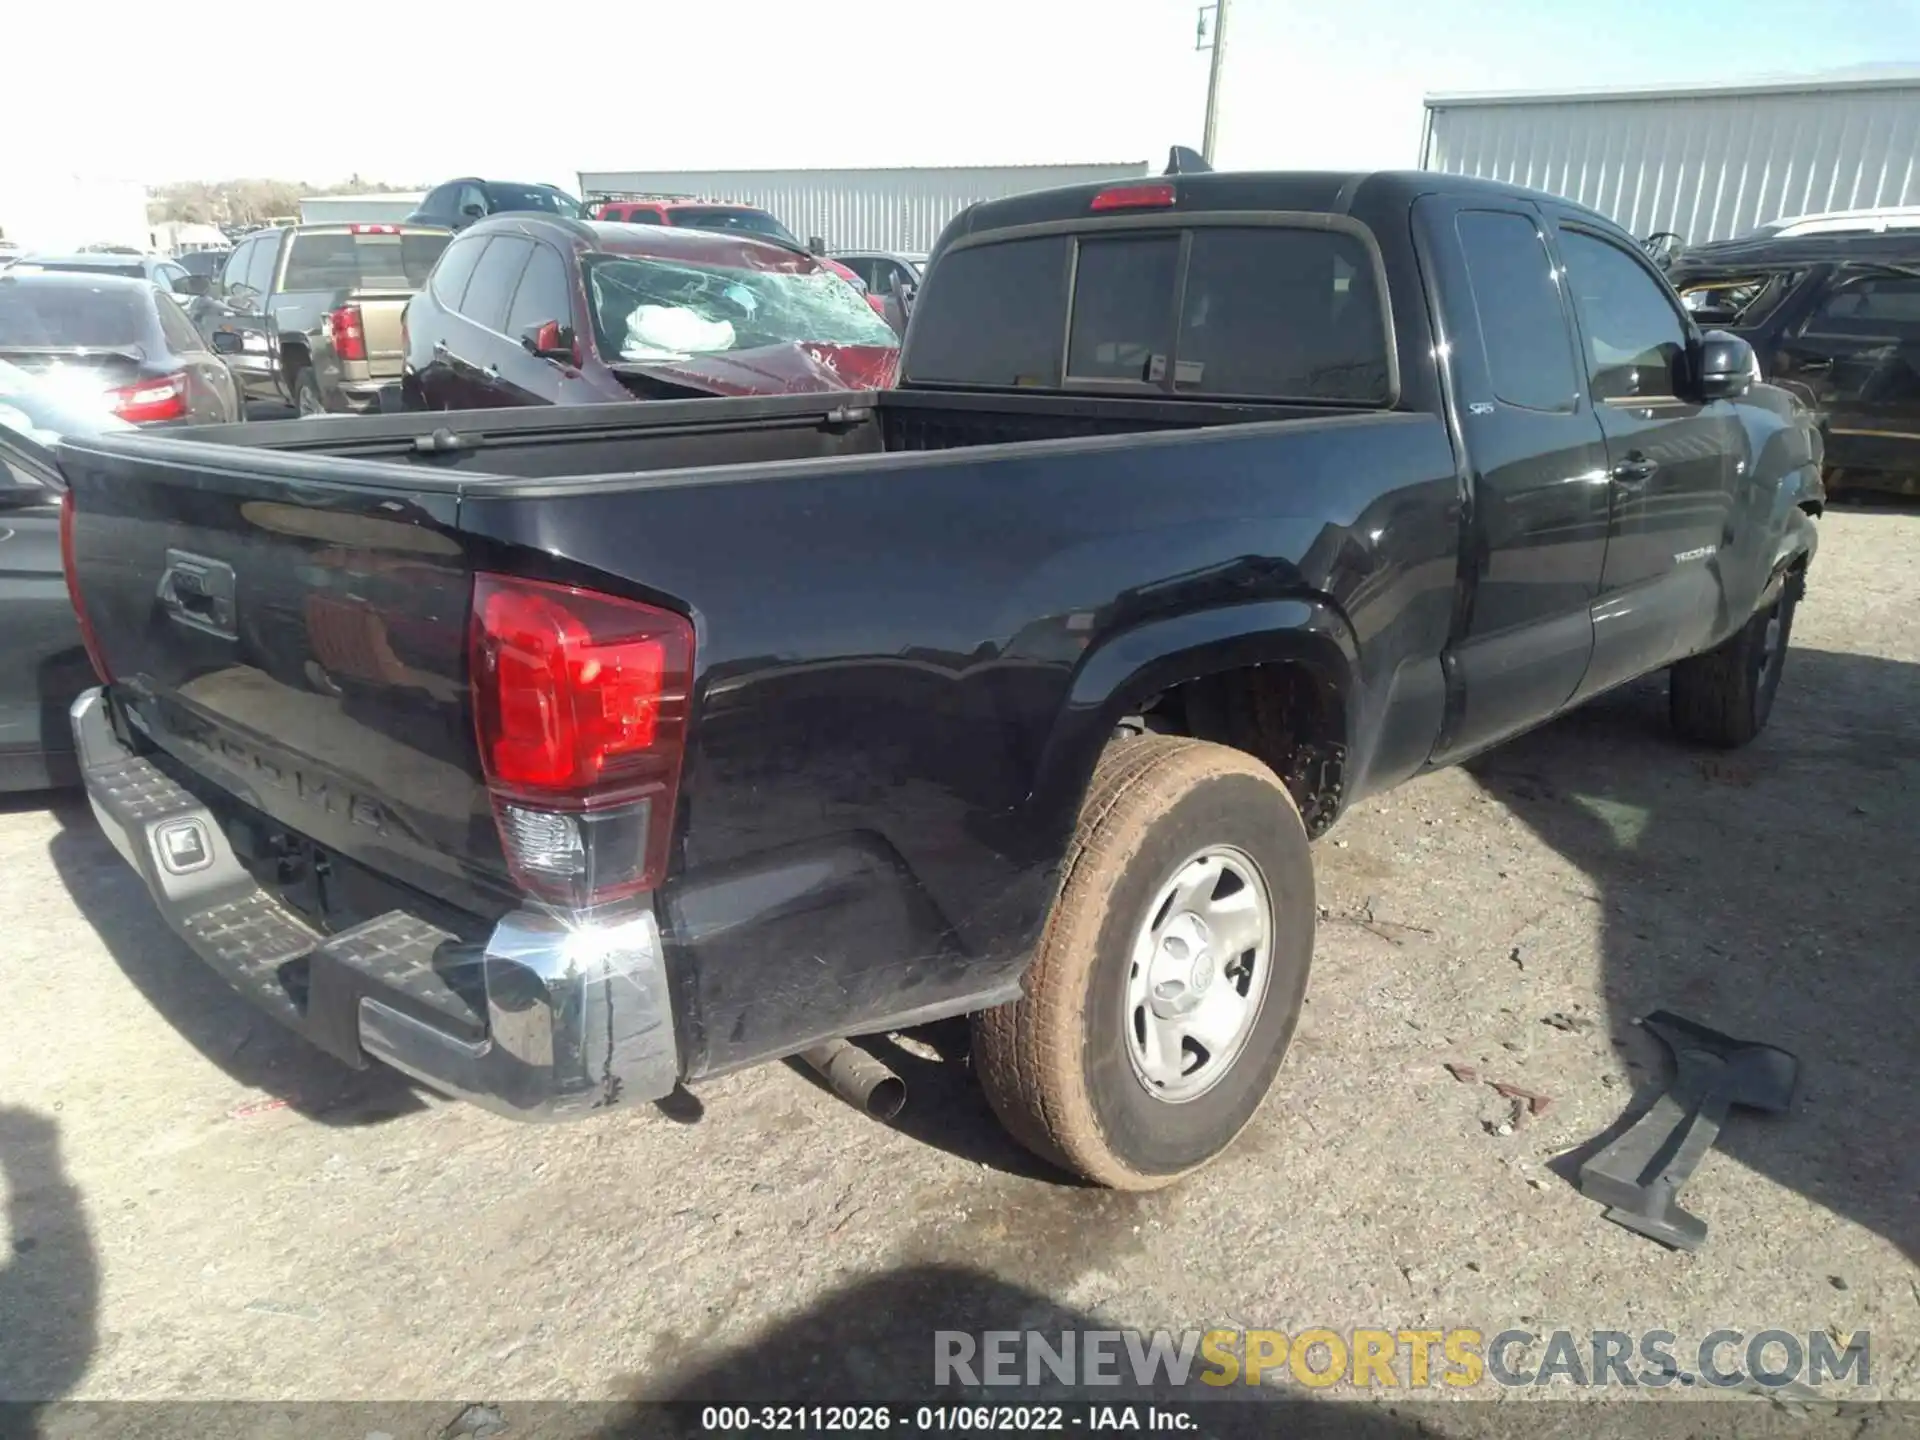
top-left (57, 170), bottom-right (1821, 1188)
top-left (190, 223), bottom-right (451, 415)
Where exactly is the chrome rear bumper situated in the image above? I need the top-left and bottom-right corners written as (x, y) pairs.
top-left (72, 688), bottom-right (680, 1119)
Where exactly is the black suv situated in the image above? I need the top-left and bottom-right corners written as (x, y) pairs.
top-left (1669, 230), bottom-right (1920, 495)
top-left (406, 179), bottom-right (584, 232)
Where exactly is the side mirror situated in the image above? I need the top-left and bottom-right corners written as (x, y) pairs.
top-left (173, 273), bottom-right (211, 297)
top-left (461, 203), bottom-right (487, 220)
top-left (520, 321), bottom-right (575, 362)
top-left (807, 235), bottom-right (825, 256)
top-left (1695, 331), bottom-right (1756, 400)
top-left (210, 329), bottom-right (244, 355)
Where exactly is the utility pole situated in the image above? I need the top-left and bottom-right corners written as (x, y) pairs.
top-left (1197, 0), bottom-right (1230, 165)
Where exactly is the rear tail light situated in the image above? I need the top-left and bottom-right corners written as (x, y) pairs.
top-left (1090, 182), bottom-right (1177, 212)
top-left (59, 492), bottom-right (113, 683)
top-left (469, 573), bottom-right (695, 908)
top-left (106, 372), bottom-right (187, 423)
top-left (330, 304), bottom-right (366, 362)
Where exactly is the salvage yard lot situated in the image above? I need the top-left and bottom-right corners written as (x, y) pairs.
top-left (2, 506), bottom-right (1916, 1412)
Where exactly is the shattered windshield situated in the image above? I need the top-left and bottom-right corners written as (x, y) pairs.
top-left (584, 255), bottom-right (898, 362)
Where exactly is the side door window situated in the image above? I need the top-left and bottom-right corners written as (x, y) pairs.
top-left (504, 243), bottom-right (572, 340)
top-left (219, 239), bottom-right (257, 302)
top-left (879, 261), bottom-right (916, 296)
top-left (156, 263), bottom-right (190, 294)
top-left (419, 183), bottom-right (456, 221)
top-left (1557, 229), bottom-right (1687, 402)
top-left (1801, 273), bottom-right (1920, 333)
top-left (456, 236), bottom-right (533, 334)
top-left (428, 233), bottom-right (491, 312)
top-left (244, 235), bottom-right (280, 300)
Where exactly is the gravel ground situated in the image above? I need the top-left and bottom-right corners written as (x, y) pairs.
top-left (2, 505), bottom-right (1916, 1430)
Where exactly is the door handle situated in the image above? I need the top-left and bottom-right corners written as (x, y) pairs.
top-left (1794, 357), bottom-right (1833, 375)
top-left (432, 340), bottom-right (450, 355)
top-left (1612, 455), bottom-right (1659, 489)
top-left (484, 363), bottom-right (501, 379)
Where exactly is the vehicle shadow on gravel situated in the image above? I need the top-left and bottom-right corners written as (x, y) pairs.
top-left (1469, 645), bottom-right (1920, 1264)
top-left (39, 794), bottom-right (425, 1127)
top-left (0, 1107), bottom-right (97, 1414)
top-left (606, 1263), bottom-right (1451, 1440)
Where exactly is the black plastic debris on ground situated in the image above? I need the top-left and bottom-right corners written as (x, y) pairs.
top-left (1577, 1010), bottom-right (1798, 1252)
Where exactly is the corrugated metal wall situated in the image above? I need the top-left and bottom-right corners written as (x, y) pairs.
top-left (574, 164), bottom-right (1148, 252)
top-left (1424, 80), bottom-right (1920, 244)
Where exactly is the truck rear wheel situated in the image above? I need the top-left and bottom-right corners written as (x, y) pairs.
top-left (290, 363), bottom-right (325, 417)
top-left (1669, 570), bottom-right (1803, 748)
top-left (973, 735), bottom-right (1315, 1188)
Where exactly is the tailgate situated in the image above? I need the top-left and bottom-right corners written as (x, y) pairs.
top-left (56, 432), bottom-right (508, 918)
top-left (349, 291), bottom-right (411, 378)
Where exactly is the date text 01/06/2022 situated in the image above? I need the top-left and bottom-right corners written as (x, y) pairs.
top-left (697, 1404), bottom-right (1197, 1431)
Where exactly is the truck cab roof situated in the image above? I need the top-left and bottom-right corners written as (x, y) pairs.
top-left (934, 169), bottom-right (1621, 256)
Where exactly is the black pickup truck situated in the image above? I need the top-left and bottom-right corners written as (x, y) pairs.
top-left (56, 170), bottom-right (1822, 1188)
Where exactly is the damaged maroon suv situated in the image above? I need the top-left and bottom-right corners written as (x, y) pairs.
top-left (400, 214), bottom-right (900, 409)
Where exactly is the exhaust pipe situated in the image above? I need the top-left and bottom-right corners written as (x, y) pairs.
top-left (800, 1039), bottom-right (905, 1120)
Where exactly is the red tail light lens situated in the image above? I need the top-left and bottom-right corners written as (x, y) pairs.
top-left (60, 491), bottom-right (113, 683)
top-left (106, 372), bottom-right (187, 423)
top-left (1090, 182), bottom-right (1177, 212)
top-left (470, 574), bottom-right (695, 906)
top-left (330, 305), bottom-right (367, 362)
top-left (348, 223), bottom-right (399, 234)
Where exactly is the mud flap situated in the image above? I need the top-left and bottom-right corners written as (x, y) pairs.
top-left (1577, 1011), bottom-right (1797, 1252)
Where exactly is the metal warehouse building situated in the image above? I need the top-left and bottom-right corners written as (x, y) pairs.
top-left (1422, 69), bottom-right (1920, 244)
top-left (574, 163), bottom-right (1148, 253)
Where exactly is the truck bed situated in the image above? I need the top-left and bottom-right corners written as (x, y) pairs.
top-left (59, 389), bottom-right (1458, 1084)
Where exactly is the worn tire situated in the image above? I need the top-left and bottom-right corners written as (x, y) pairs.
top-left (1670, 570), bottom-right (1804, 748)
top-left (290, 363), bottom-right (325, 417)
top-left (972, 735), bottom-right (1315, 1189)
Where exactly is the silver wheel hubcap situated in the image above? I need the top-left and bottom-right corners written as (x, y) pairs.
top-left (1125, 845), bottom-right (1274, 1103)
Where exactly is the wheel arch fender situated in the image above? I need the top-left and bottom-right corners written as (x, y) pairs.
top-left (1023, 597), bottom-right (1362, 851)
top-left (1760, 464), bottom-right (1822, 608)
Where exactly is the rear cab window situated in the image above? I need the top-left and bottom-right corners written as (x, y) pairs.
top-left (0, 281), bottom-right (146, 347)
top-left (670, 208), bottom-right (798, 245)
top-left (905, 220), bottom-right (1393, 403)
top-left (283, 230), bottom-right (449, 292)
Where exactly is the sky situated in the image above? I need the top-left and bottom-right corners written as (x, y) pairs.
top-left (15, 0), bottom-right (1920, 190)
